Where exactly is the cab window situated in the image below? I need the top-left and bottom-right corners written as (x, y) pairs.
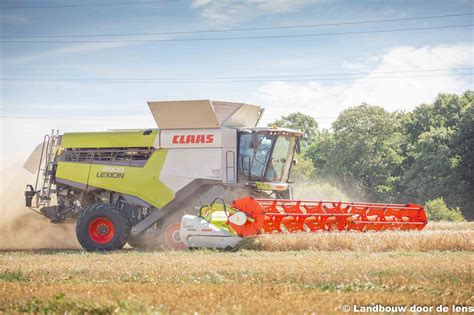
top-left (238, 133), bottom-right (275, 180)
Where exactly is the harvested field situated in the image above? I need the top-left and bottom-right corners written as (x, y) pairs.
top-left (0, 222), bottom-right (473, 314)
top-left (0, 250), bottom-right (472, 314)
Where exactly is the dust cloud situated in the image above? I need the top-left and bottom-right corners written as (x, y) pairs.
top-left (293, 180), bottom-right (355, 201)
top-left (0, 164), bottom-right (79, 250)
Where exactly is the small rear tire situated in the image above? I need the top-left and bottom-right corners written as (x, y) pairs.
top-left (128, 218), bottom-right (186, 250)
top-left (158, 215), bottom-right (186, 250)
top-left (76, 203), bottom-right (130, 251)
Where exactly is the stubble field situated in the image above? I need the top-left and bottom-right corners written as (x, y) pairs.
top-left (0, 222), bottom-right (473, 314)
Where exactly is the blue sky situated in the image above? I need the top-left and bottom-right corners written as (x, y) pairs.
top-left (0, 0), bottom-right (473, 162)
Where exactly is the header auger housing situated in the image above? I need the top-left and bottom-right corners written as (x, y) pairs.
top-left (24, 100), bottom-right (427, 251)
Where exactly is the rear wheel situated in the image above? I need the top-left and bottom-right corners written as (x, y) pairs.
top-left (76, 203), bottom-right (130, 251)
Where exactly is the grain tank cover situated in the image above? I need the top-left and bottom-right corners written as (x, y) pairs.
top-left (147, 100), bottom-right (263, 129)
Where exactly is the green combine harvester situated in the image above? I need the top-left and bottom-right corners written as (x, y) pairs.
top-left (25, 100), bottom-right (427, 251)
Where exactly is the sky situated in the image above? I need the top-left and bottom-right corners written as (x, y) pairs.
top-left (0, 0), bottom-right (473, 165)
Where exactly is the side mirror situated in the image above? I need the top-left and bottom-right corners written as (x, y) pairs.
top-left (295, 138), bottom-right (301, 153)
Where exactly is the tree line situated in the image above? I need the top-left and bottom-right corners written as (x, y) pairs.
top-left (271, 90), bottom-right (473, 221)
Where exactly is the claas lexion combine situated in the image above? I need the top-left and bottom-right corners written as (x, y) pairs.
top-left (24, 100), bottom-right (427, 251)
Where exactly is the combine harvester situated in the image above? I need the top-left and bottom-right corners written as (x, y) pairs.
top-left (24, 100), bottom-right (427, 251)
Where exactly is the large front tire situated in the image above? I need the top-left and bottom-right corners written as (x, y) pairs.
top-left (76, 204), bottom-right (130, 251)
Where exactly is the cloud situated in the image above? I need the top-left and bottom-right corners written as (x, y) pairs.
top-left (257, 43), bottom-right (473, 128)
top-left (4, 42), bottom-right (134, 65)
top-left (191, 0), bottom-right (318, 25)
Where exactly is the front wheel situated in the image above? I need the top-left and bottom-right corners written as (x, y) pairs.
top-left (128, 219), bottom-right (185, 250)
top-left (160, 219), bottom-right (186, 250)
top-left (76, 203), bottom-right (130, 251)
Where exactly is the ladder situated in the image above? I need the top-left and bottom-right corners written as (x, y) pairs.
top-left (32, 130), bottom-right (61, 207)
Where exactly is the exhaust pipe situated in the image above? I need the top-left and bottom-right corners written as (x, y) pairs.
top-left (24, 185), bottom-right (36, 207)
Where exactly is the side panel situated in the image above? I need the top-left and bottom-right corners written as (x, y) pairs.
top-left (56, 149), bottom-right (175, 208)
top-left (158, 128), bottom-right (237, 189)
top-left (159, 148), bottom-right (222, 192)
top-left (56, 162), bottom-right (91, 189)
top-left (61, 130), bottom-right (159, 149)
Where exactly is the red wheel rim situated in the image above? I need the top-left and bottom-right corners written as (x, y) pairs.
top-left (163, 222), bottom-right (186, 250)
top-left (88, 217), bottom-right (115, 244)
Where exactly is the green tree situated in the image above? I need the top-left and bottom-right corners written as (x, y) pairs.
top-left (402, 127), bottom-right (465, 206)
top-left (270, 112), bottom-right (319, 146)
top-left (404, 92), bottom-right (470, 142)
top-left (327, 104), bottom-right (405, 201)
top-left (304, 130), bottom-right (335, 177)
top-left (456, 91), bottom-right (474, 219)
top-left (424, 198), bottom-right (464, 222)
top-left (289, 155), bottom-right (317, 182)
top-left (401, 91), bottom-right (472, 217)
